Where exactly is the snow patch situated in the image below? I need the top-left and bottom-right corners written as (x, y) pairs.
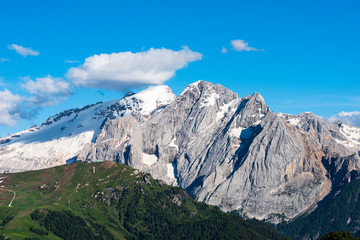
top-left (216, 99), bottom-right (238, 121)
top-left (168, 138), bottom-right (178, 150)
top-left (142, 153), bottom-right (158, 166)
top-left (335, 124), bottom-right (360, 150)
top-left (200, 92), bottom-right (219, 108)
top-left (230, 127), bottom-right (244, 138)
top-left (288, 118), bottom-right (301, 126)
top-left (277, 113), bottom-right (301, 127)
top-left (253, 120), bottom-right (261, 125)
top-left (167, 163), bottom-right (175, 179)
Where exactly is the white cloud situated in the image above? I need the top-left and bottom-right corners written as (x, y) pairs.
top-left (327, 111), bottom-right (360, 127)
top-left (221, 47), bottom-right (228, 54)
top-left (64, 60), bottom-right (79, 63)
top-left (22, 76), bottom-right (72, 106)
top-left (23, 76), bottom-right (71, 95)
top-left (0, 76), bottom-right (72, 126)
top-left (231, 39), bottom-right (263, 52)
top-left (8, 44), bottom-right (39, 57)
top-left (0, 89), bottom-right (24, 126)
top-left (67, 46), bottom-right (203, 90)
top-left (0, 58), bottom-right (9, 63)
top-left (338, 111), bottom-right (360, 117)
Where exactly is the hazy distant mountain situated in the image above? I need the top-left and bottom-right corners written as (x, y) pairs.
top-left (1, 80), bottom-right (360, 226)
top-left (327, 111), bottom-right (360, 127)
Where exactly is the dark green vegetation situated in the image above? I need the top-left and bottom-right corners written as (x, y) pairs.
top-left (0, 161), bottom-right (287, 240)
top-left (319, 231), bottom-right (360, 240)
top-left (278, 177), bottom-right (360, 240)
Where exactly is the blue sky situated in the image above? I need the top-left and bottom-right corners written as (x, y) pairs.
top-left (0, 0), bottom-right (359, 136)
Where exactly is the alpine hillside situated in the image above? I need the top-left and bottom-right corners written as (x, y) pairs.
top-left (0, 161), bottom-right (287, 240)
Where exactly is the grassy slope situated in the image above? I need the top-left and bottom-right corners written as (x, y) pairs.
top-left (0, 161), bottom-right (287, 240)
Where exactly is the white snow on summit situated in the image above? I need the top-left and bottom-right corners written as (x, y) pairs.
top-left (134, 85), bottom-right (175, 115)
top-left (0, 85), bottom-right (176, 173)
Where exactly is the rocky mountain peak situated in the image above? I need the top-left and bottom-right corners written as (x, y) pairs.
top-left (249, 91), bottom-right (266, 103)
top-left (184, 79), bottom-right (213, 91)
top-left (231, 92), bottom-right (269, 128)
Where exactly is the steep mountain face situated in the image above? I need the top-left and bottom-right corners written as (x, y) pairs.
top-left (1, 80), bottom-right (360, 223)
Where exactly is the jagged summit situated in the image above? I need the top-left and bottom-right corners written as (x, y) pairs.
top-left (1, 80), bottom-right (360, 224)
top-left (249, 91), bottom-right (266, 102)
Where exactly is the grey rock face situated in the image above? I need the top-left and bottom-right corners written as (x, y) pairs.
top-left (77, 80), bottom-right (360, 222)
top-left (2, 80), bottom-right (360, 223)
top-left (77, 116), bottom-right (143, 166)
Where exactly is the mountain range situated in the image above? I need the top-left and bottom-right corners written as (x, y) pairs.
top-left (1, 80), bottom-right (360, 236)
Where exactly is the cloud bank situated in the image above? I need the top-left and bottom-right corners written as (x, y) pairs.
top-left (231, 39), bottom-right (262, 52)
top-left (8, 44), bottom-right (39, 57)
top-left (67, 46), bottom-right (202, 90)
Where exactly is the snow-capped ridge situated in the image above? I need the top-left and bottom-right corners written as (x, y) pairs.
top-left (0, 85), bottom-right (175, 173)
top-left (180, 80), bottom-right (214, 96)
top-left (42, 102), bottom-right (104, 127)
top-left (131, 85), bottom-right (175, 115)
